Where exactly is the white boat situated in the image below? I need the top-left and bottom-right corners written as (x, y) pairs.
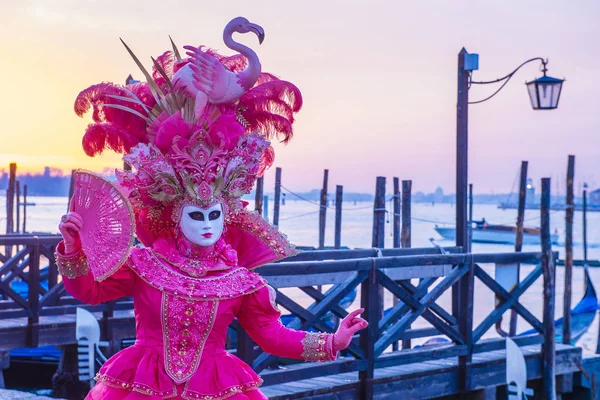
top-left (434, 220), bottom-right (559, 245)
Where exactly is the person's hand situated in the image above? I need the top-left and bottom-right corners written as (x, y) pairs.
top-left (332, 308), bottom-right (369, 353)
top-left (58, 212), bottom-right (83, 254)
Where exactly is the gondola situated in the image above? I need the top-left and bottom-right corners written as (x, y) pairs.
top-left (519, 263), bottom-right (598, 343)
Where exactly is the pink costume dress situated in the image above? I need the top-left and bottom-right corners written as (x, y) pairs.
top-left (63, 16), bottom-right (323, 399)
top-left (56, 235), bottom-right (336, 400)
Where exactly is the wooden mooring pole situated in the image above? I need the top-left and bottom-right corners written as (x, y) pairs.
top-left (5, 163), bottom-right (16, 257)
top-left (510, 160), bottom-right (528, 336)
top-left (15, 181), bottom-right (20, 234)
top-left (334, 185), bottom-right (343, 249)
top-left (22, 185), bottom-right (27, 233)
top-left (541, 177), bottom-right (557, 400)
top-left (255, 177), bottom-right (264, 216)
top-left (401, 180), bottom-right (412, 249)
top-left (319, 169), bottom-right (329, 249)
top-left (400, 180), bottom-right (412, 350)
top-left (392, 178), bottom-right (401, 248)
top-left (372, 177), bottom-right (386, 249)
top-left (372, 176), bottom-right (386, 322)
top-left (273, 167), bottom-right (282, 226)
top-left (391, 178), bottom-right (401, 350)
top-left (6, 163), bottom-right (16, 234)
top-left (563, 155), bottom-right (575, 345)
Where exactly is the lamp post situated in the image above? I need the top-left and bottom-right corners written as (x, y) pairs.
top-left (455, 49), bottom-right (565, 252)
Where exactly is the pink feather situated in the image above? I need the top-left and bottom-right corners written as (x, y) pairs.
top-left (152, 50), bottom-right (176, 87)
top-left (238, 80), bottom-right (302, 143)
top-left (257, 146), bottom-right (275, 177)
top-left (82, 124), bottom-right (140, 157)
top-left (75, 82), bottom-right (155, 155)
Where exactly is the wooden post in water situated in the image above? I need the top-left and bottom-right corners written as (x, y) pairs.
top-left (372, 177), bottom-right (386, 248)
top-left (541, 177), bottom-right (556, 400)
top-left (255, 177), bottom-right (264, 216)
top-left (400, 180), bottom-right (412, 350)
top-left (563, 155), bottom-right (575, 345)
top-left (6, 163), bottom-right (16, 234)
top-left (273, 167), bottom-right (282, 226)
top-left (401, 180), bottom-right (412, 248)
top-left (391, 178), bottom-right (401, 350)
top-left (334, 185), bottom-right (343, 249)
top-left (15, 181), bottom-right (21, 234)
top-left (22, 185), bottom-right (27, 233)
top-left (372, 177), bottom-right (386, 323)
top-left (319, 169), bottom-right (329, 249)
top-left (510, 161), bottom-right (528, 336)
top-left (393, 178), bottom-right (401, 248)
top-left (5, 163), bottom-right (16, 257)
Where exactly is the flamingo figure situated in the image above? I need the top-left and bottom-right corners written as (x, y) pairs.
top-left (173, 17), bottom-right (265, 119)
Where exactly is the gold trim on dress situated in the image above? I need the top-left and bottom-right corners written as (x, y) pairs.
top-left (55, 248), bottom-right (89, 279)
top-left (300, 332), bottom-right (334, 362)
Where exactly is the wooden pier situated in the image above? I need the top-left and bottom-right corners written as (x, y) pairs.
top-left (1, 235), bottom-right (599, 399)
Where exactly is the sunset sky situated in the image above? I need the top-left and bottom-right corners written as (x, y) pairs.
top-left (0, 0), bottom-right (598, 194)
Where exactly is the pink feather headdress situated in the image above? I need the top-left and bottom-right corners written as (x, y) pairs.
top-left (73, 26), bottom-right (302, 253)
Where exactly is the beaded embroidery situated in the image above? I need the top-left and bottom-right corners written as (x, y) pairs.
top-left (300, 332), bottom-right (334, 362)
top-left (54, 249), bottom-right (89, 279)
top-left (162, 294), bottom-right (218, 383)
top-left (129, 248), bottom-right (266, 300)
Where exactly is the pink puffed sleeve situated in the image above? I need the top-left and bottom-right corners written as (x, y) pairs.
top-left (55, 241), bottom-right (136, 305)
top-left (236, 285), bottom-right (336, 362)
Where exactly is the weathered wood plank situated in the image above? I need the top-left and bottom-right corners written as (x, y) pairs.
top-left (265, 271), bottom-right (357, 288)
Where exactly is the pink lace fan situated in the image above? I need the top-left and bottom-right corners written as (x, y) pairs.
top-left (69, 170), bottom-right (135, 281)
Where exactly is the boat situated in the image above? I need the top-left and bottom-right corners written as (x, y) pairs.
top-left (434, 219), bottom-right (559, 245)
top-left (498, 202), bottom-right (600, 213)
top-left (519, 263), bottom-right (598, 344)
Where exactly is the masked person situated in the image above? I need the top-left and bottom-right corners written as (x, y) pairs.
top-left (56, 17), bottom-right (367, 400)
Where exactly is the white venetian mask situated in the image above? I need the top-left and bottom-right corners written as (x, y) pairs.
top-left (179, 204), bottom-right (224, 247)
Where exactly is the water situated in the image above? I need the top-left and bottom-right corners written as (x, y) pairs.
top-left (2, 196), bottom-right (600, 354)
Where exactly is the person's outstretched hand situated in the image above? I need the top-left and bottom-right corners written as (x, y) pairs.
top-left (58, 212), bottom-right (83, 254)
top-left (333, 308), bottom-right (369, 353)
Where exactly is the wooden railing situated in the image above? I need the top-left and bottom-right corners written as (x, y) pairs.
top-left (0, 235), bottom-right (133, 348)
top-left (246, 249), bottom-right (554, 398)
top-left (1, 236), bottom-right (556, 397)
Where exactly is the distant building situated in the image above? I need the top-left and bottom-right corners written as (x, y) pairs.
top-left (590, 189), bottom-right (600, 206)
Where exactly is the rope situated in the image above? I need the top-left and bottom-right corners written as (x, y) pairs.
top-left (279, 211), bottom-right (320, 221)
top-left (280, 185), bottom-right (323, 207)
top-left (280, 185), bottom-right (395, 212)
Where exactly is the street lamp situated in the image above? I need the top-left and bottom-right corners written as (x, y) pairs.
top-left (526, 68), bottom-right (564, 110)
top-left (455, 49), bottom-right (565, 251)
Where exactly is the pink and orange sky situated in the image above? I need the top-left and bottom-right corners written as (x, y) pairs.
top-left (1, 0), bottom-right (599, 194)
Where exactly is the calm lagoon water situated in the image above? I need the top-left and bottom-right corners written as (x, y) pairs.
top-left (1, 195), bottom-right (600, 354)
